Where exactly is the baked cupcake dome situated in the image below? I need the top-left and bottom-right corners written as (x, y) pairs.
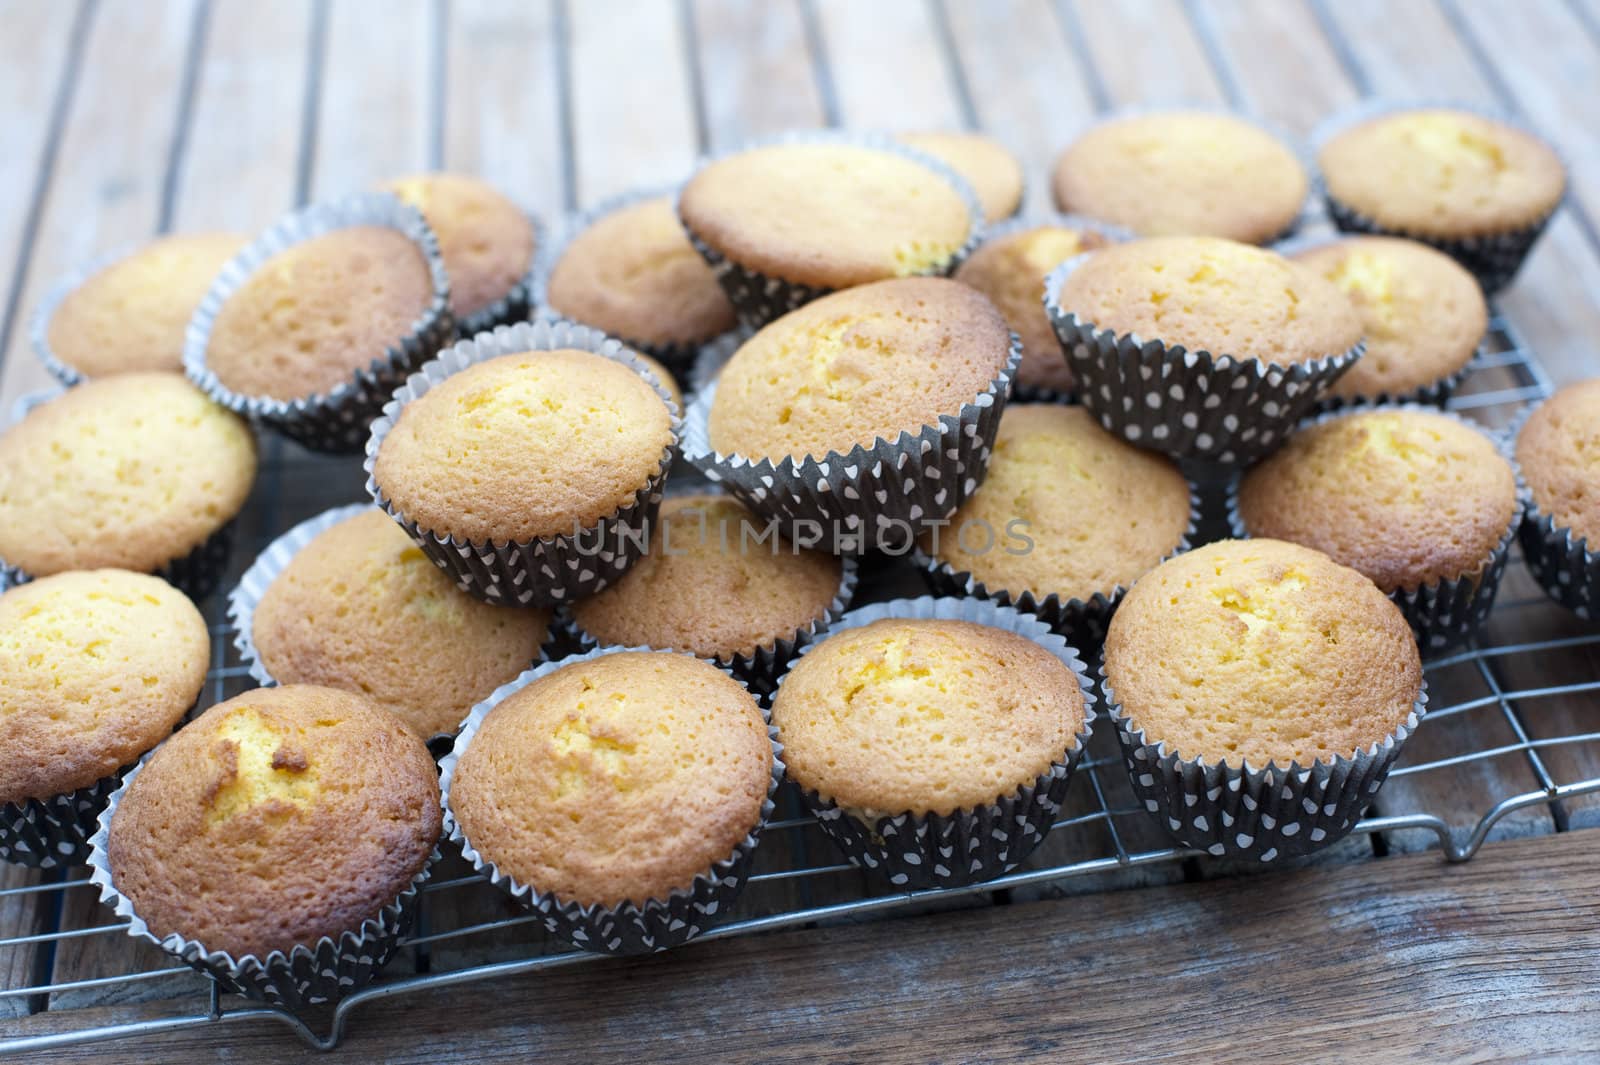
top-left (954, 218), bottom-right (1119, 396)
top-left (634, 351), bottom-right (684, 411)
top-left (104, 684), bottom-right (441, 961)
top-left (384, 172), bottom-right (535, 327)
top-left (445, 649), bottom-right (774, 951)
top-left (900, 131), bottom-right (1025, 221)
top-left (921, 405), bottom-right (1191, 641)
top-left (543, 192), bottom-right (737, 358)
top-left (1290, 236), bottom-right (1487, 404)
top-left (1515, 379), bottom-right (1600, 618)
top-left (36, 232), bottom-right (244, 383)
top-left (0, 373), bottom-right (256, 585)
top-left (243, 507), bottom-right (553, 739)
top-left (1051, 111), bottom-right (1308, 244)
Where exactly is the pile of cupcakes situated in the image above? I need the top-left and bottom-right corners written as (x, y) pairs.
top-left (1, 101), bottom-right (1594, 1012)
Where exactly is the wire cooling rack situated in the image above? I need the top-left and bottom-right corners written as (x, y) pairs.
top-left (2, 311), bottom-right (1598, 1054)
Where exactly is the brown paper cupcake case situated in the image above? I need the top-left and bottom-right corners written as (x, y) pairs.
top-left (1504, 400), bottom-right (1600, 620)
top-left (439, 645), bottom-right (784, 955)
top-left (1044, 253), bottom-right (1365, 465)
top-left (184, 191), bottom-right (457, 454)
top-left (774, 596), bottom-right (1096, 889)
top-left (681, 336), bottom-right (1020, 554)
top-left (1310, 100), bottom-right (1564, 295)
top-left (674, 129), bottom-right (986, 330)
top-left (1226, 403), bottom-right (1527, 654)
top-left (1105, 664), bottom-right (1429, 862)
top-left (85, 753), bottom-right (438, 1007)
top-left (912, 483), bottom-right (1201, 649)
top-left (365, 319), bottom-right (680, 608)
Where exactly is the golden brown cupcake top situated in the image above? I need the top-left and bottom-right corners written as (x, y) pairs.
top-left (708, 277), bottom-right (1011, 462)
top-left (1051, 112), bottom-right (1308, 244)
top-left (572, 494), bottom-right (844, 659)
top-left (47, 232), bottom-right (244, 378)
top-left (956, 223), bottom-right (1113, 394)
top-left (1105, 539), bottom-right (1423, 767)
top-left (0, 571), bottom-right (208, 805)
top-left (1516, 378), bottom-right (1600, 546)
top-left (373, 350), bottom-right (674, 543)
top-left (928, 405), bottom-right (1190, 602)
top-left (0, 373), bottom-right (256, 577)
top-left (252, 509), bottom-right (552, 738)
top-left (901, 131), bottom-right (1025, 221)
top-left (547, 196), bottom-right (736, 348)
top-left (385, 173), bottom-right (535, 320)
top-left (206, 226), bottom-right (434, 401)
top-left (1292, 237), bottom-right (1487, 401)
top-left (107, 685), bottom-right (441, 959)
top-left (678, 142), bottom-right (973, 289)
top-left (448, 651), bottom-right (771, 907)
top-left (1239, 409), bottom-right (1517, 592)
top-left (772, 617), bottom-right (1085, 818)
top-left (1054, 236), bottom-right (1363, 367)
top-left (1319, 109), bottom-right (1565, 238)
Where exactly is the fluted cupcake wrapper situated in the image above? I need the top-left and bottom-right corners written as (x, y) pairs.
top-left (687, 328), bottom-right (749, 395)
top-left (439, 645), bottom-right (784, 956)
top-left (0, 517), bottom-right (236, 604)
top-left (365, 319), bottom-right (681, 607)
top-left (1104, 663), bottom-right (1429, 861)
top-left (1310, 99), bottom-right (1564, 295)
top-left (911, 483), bottom-right (1202, 650)
top-left (681, 336), bottom-right (1020, 555)
top-left (452, 212), bottom-right (541, 340)
top-left (773, 595), bottom-right (1095, 889)
top-left (0, 772), bottom-right (126, 869)
top-left (86, 753), bottom-right (437, 1008)
top-left (1044, 255), bottom-right (1364, 465)
top-left (1504, 401), bottom-right (1600, 620)
top-left (675, 129), bottom-right (986, 331)
top-left (29, 243), bottom-right (147, 388)
top-left (184, 191), bottom-right (456, 454)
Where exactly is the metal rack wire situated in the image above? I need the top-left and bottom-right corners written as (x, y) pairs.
top-left (1, 310), bottom-right (1598, 1055)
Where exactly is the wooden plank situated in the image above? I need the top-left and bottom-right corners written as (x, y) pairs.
top-left (812, 0), bottom-right (963, 129)
top-left (1072, 0), bottom-right (1225, 108)
top-left (692, 0), bottom-right (823, 149)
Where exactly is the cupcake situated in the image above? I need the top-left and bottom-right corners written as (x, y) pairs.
top-left (539, 189), bottom-right (737, 368)
top-left (1515, 379), bottom-right (1600, 618)
top-left (232, 505), bottom-right (554, 742)
top-left (93, 685), bottom-right (440, 1006)
top-left (677, 132), bottom-right (981, 328)
top-left (366, 320), bottom-right (678, 606)
top-left (0, 571), bottom-right (207, 867)
top-left (186, 192), bottom-right (454, 452)
top-left (686, 278), bottom-right (1016, 552)
top-left (1316, 106), bottom-right (1565, 293)
top-left (635, 351), bottom-right (684, 412)
top-left (918, 405), bottom-right (1194, 645)
top-left (1051, 111), bottom-right (1308, 244)
top-left (954, 216), bottom-right (1123, 398)
top-left (384, 172), bottom-right (537, 335)
top-left (568, 493), bottom-right (856, 692)
top-left (0, 373), bottom-right (256, 598)
top-left (1233, 407), bottom-right (1521, 652)
top-left (32, 232), bottom-right (245, 385)
top-left (1104, 538), bottom-right (1426, 860)
top-left (1288, 236), bottom-right (1487, 406)
top-left (1045, 236), bottom-right (1364, 463)
top-left (771, 597), bottom-right (1093, 888)
top-left (442, 648), bottom-right (778, 954)
top-left (900, 131), bottom-right (1025, 222)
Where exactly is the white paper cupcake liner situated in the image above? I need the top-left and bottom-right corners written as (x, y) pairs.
top-left (913, 482), bottom-right (1201, 649)
top-left (0, 517), bottom-right (236, 604)
top-left (1044, 252), bottom-right (1365, 465)
top-left (1226, 403), bottom-right (1527, 654)
top-left (184, 191), bottom-right (456, 453)
top-left (1505, 400), bottom-right (1600, 620)
top-left (1104, 663), bottom-right (1429, 861)
top-left (1310, 100), bottom-right (1564, 295)
top-left (675, 129), bottom-right (986, 330)
top-left (28, 243), bottom-right (147, 388)
top-left (439, 645), bottom-right (783, 955)
top-left (681, 335), bottom-right (1020, 554)
top-left (365, 319), bottom-right (680, 607)
top-left (86, 752), bottom-right (437, 1007)
top-left (772, 595), bottom-right (1096, 888)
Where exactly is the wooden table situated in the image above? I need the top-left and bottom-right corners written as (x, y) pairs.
top-left (2, 1), bottom-right (1599, 1061)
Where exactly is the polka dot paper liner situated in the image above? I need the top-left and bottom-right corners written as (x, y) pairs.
top-left (0, 772), bottom-right (125, 869)
top-left (1506, 400), bottom-right (1600, 621)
